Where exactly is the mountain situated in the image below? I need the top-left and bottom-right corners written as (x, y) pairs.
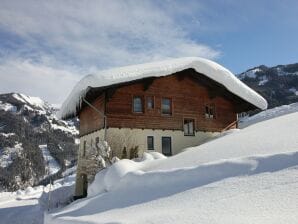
top-left (0, 93), bottom-right (79, 191)
top-left (238, 63), bottom-right (298, 108)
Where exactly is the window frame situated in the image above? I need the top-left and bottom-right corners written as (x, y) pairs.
top-left (183, 118), bottom-right (195, 136)
top-left (205, 104), bottom-right (216, 119)
top-left (146, 96), bottom-right (155, 110)
top-left (132, 96), bottom-right (144, 113)
top-left (161, 97), bottom-right (172, 115)
top-left (147, 136), bottom-right (154, 150)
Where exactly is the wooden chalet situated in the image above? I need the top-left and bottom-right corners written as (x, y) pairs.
top-left (59, 57), bottom-right (267, 197)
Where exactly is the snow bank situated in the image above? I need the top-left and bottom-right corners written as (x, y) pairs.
top-left (239, 102), bottom-right (298, 128)
top-left (39, 184), bottom-right (75, 210)
top-left (0, 173), bottom-right (76, 224)
top-left (36, 108), bottom-right (298, 223)
top-left (88, 152), bottom-right (166, 197)
top-left (59, 57), bottom-right (267, 119)
top-left (143, 111), bottom-right (298, 171)
top-left (88, 159), bottom-right (142, 197)
top-left (48, 150), bottom-right (298, 224)
top-left (137, 152), bottom-right (167, 161)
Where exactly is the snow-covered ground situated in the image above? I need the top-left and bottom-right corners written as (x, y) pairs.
top-left (239, 102), bottom-right (298, 128)
top-left (0, 172), bottom-right (76, 224)
top-left (46, 108), bottom-right (298, 224)
top-left (1, 104), bottom-right (298, 224)
top-left (39, 145), bottom-right (61, 176)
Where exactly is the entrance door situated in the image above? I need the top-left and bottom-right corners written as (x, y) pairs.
top-left (162, 137), bottom-right (172, 156)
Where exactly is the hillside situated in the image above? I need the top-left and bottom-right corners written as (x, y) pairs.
top-left (46, 104), bottom-right (298, 224)
top-left (0, 93), bottom-right (79, 191)
top-left (239, 63), bottom-right (298, 108)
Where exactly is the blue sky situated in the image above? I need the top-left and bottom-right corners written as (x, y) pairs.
top-left (0, 0), bottom-right (297, 104)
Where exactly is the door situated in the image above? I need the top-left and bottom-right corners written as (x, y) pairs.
top-left (162, 137), bottom-right (172, 156)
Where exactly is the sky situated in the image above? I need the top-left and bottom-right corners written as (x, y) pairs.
top-left (0, 0), bottom-right (297, 104)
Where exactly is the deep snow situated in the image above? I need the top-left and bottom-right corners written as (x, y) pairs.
top-left (47, 110), bottom-right (298, 224)
top-left (239, 102), bottom-right (298, 128)
top-left (1, 104), bottom-right (297, 224)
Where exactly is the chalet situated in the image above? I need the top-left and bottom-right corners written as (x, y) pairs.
top-left (59, 57), bottom-right (267, 198)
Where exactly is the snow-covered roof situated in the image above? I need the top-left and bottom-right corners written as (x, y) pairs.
top-left (59, 57), bottom-right (268, 119)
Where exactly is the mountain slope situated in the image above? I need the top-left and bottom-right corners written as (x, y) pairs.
top-left (238, 63), bottom-right (298, 108)
top-left (0, 93), bottom-right (79, 191)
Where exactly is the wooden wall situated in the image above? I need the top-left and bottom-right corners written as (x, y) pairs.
top-left (79, 70), bottom-right (238, 136)
top-left (79, 94), bottom-right (105, 135)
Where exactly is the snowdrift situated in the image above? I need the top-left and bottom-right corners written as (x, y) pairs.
top-left (47, 111), bottom-right (298, 224)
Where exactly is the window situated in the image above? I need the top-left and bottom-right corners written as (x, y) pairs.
top-left (147, 136), bottom-right (154, 150)
top-left (162, 137), bottom-right (172, 156)
top-left (82, 140), bottom-right (86, 157)
top-left (184, 119), bottom-right (195, 136)
top-left (147, 96), bottom-right (154, 110)
top-left (161, 98), bottom-right (172, 115)
top-left (205, 104), bottom-right (215, 119)
top-left (133, 96), bottom-right (143, 113)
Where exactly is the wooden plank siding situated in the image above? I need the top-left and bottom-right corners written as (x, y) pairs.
top-left (79, 70), bottom-right (238, 136)
top-left (79, 94), bottom-right (105, 135)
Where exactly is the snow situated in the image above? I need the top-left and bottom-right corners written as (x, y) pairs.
top-left (74, 138), bottom-right (80, 145)
top-left (13, 93), bottom-right (47, 110)
top-left (289, 87), bottom-right (298, 95)
top-left (138, 151), bottom-right (167, 161)
top-left (61, 166), bottom-right (77, 177)
top-left (239, 102), bottom-right (298, 128)
top-left (241, 68), bottom-right (262, 78)
top-left (39, 145), bottom-right (61, 176)
top-left (1, 104), bottom-right (298, 224)
top-left (59, 57), bottom-right (268, 119)
top-left (0, 143), bottom-right (23, 168)
top-left (46, 110), bottom-right (298, 224)
top-left (258, 75), bottom-right (268, 85)
top-left (0, 174), bottom-right (76, 224)
top-left (0, 132), bottom-right (15, 137)
top-left (0, 100), bottom-right (17, 112)
top-left (45, 116), bottom-right (79, 135)
top-left (49, 123), bottom-right (79, 135)
top-left (48, 166), bottom-right (298, 224)
top-left (88, 152), bottom-right (166, 197)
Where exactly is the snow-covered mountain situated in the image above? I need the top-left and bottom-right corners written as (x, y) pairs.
top-left (238, 63), bottom-right (298, 108)
top-left (0, 93), bottom-right (79, 191)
